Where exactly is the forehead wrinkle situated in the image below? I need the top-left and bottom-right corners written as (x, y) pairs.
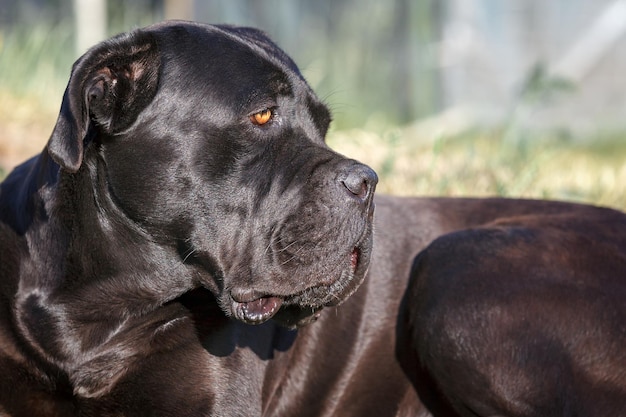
top-left (210, 25), bottom-right (302, 78)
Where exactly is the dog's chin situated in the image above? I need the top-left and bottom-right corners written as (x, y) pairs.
top-left (271, 304), bottom-right (324, 328)
top-left (227, 240), bottom-right (372, 329)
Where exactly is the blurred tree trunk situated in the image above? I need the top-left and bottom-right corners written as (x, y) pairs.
top-left (393, 0), bottom-right (441, 122)
top-left (164, 0), bottom-right (194, 20)
top-left (73, 0), bottom-right (107, 56)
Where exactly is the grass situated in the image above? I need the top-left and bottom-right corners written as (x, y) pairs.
top-left (1, 22), bottom-right (625, 211)
top-left (1, 85), bottom-right (625, 212)
top-left (0, 22), bottom-right (74, 99)
top-left (0, 21), bottom-right (74, 174)
top-left (327, 125), bottom-right (626, 211)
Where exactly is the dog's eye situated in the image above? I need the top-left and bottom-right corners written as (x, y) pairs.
top-left (250, 108), bottom-right (273, 126)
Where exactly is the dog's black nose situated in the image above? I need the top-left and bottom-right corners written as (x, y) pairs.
top-left (339, 163), bottom-right (378, 202)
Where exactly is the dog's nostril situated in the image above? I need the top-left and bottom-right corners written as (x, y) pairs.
top-left (342, 179), bottom-right (368, 199)
top-left (340, 164), bottom-right (378, 201)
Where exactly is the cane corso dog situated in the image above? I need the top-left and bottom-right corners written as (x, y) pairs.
top-left (0, 20), bottom-right (624, 416)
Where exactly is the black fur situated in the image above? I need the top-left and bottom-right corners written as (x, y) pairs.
top-left (1, 20), bottom-right (624, 417)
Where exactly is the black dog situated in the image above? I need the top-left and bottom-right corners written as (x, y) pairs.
top-left (0, 20), bottom-right (624, 416)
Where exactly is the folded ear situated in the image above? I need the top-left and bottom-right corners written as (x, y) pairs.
top-left (48, 30), bottom-right (161, 173)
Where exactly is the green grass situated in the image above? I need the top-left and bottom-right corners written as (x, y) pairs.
top-left (0, 22), bottom-right (74, 100)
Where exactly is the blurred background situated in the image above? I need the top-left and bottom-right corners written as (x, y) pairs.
top-left (1, 0), bottom-right (625, 208)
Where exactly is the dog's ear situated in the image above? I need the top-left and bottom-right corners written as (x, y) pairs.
top-left (48, 31), bottom-right (160, 173)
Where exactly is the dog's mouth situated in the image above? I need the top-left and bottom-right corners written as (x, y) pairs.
top-left (231, 295), bottom-right (284, 325)
top-left (229, 246), bottom-right (363, 326)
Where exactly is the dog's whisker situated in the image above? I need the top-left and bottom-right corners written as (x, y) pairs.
top-left (182, 248), bottom-right (197, 264)
top-left (276, 240), bottom-right (300, 253)
top-left (281, 254), bottom-right (299, 266)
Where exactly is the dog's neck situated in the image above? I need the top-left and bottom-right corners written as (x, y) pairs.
top-left (2, 151), bottom-right (203, 397)
top-left (0, 151), bottom-right (58, 235)
top-left (9, 150), bottom-right (197, 310)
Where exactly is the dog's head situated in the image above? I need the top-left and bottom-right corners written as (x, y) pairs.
top-left (47, 21), bottom-right (376, 328)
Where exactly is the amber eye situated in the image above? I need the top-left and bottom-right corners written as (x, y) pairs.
top-left (250, 108), bottom-right (273, 126)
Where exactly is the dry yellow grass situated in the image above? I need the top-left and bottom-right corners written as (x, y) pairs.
top-left (328, 127), bottom-right (626, 211)
top-left (0, 91), bottom-right (56, 170)
top-left (1, 91), bottom-right (624, 212)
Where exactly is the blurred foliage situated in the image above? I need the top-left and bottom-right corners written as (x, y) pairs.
top-left (0, 21), bottom-right (74, 101)
top-left (0, 3), bottom-right (625, 210)
top-left (0, 0), bottom-right (441, 130)
top-left (517, 63), bottom-right (577, 106)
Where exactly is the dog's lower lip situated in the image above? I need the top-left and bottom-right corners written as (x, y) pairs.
top-left (232, 295), bottom-right (283, 324)
top-left (229, 244), bottom-right (365, 324)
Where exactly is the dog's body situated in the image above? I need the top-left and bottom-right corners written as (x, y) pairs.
top-left (401, 200), bottom-right (626, 417)
top-left (0, 21), bottom-right (624, 416)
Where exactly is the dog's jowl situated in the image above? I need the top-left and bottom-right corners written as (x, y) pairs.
top-left (0, 20), bottom-right (625, 417)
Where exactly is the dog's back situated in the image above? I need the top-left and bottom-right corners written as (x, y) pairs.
top-left (400, 200), bottom-right (626, 416)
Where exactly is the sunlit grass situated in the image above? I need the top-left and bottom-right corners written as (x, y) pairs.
top-left (1, 85), bottom-right (625, 213)
top-left (0, 22), bottom-right (73, 174)
top-left (328, 126), bottom-right (626, 211)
